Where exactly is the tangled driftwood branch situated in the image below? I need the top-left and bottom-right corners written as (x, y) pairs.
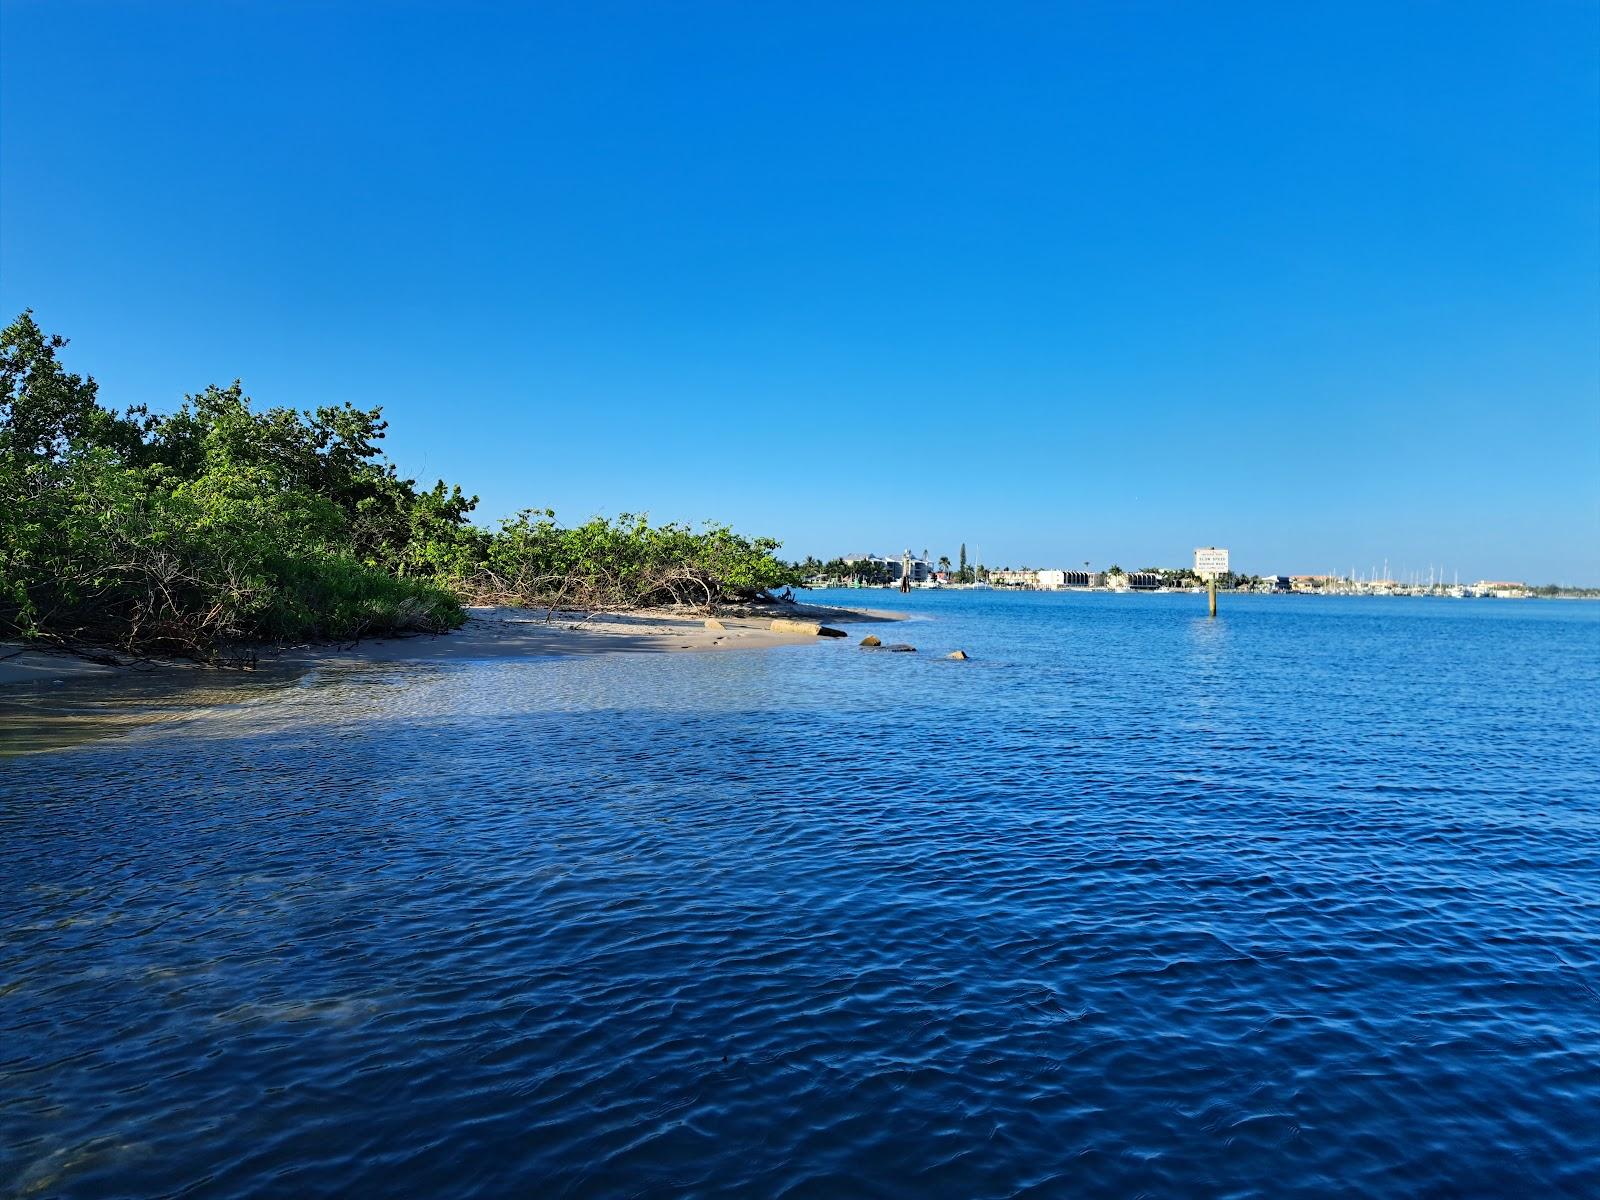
top-left (447, 563), bottom-right (728, 618)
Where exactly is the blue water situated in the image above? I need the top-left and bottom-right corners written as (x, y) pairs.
top-left (3, 592), bottom-right (1598, 1197)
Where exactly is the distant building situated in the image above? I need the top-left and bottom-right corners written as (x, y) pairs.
top-left (1290, 574), bottom-right (1338, 592)
top-left (1126, 572), bottom-right (1162, 591)
top-left (1473, 580), bottom-right (1530, 599)
top-left (991, 569), bottom-right (1038, 587)
top-left (842, 552), bottom-right (932, 583)
top-left (1259, 575), bottom-right (1291, 593)
top-left (1035, 569), bottom-right (1095, 589)
top-left (1194, 546), bottom-right (1230, 579)
top-left (987, 568), bottom-right (1098, 589)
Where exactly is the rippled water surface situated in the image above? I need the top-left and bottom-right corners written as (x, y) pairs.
top-left (3, 592), bottom-right (1598, 1198)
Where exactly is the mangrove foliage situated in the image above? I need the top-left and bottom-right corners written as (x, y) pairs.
top-left (1, 312), bottom-right (796, 661)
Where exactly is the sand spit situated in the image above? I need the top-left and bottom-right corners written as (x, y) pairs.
top-left (278, 602), bottom-right (902, 671)
top-left (0, 602), bottom-right (904, 687)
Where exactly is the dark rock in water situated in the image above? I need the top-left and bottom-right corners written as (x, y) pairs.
top-left (860, 637), bottom-right (914, 652)
top-left (819, 626), bottom-right (847, 638)
top-left (946, 650), bottom-right (969, 660)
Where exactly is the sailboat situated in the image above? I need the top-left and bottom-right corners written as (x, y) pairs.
top-left (969, 545), bottom-right (992, 589)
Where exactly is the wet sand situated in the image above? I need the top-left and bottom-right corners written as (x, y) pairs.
top-left (1, 601), bottom-right (905, 754)
top-left (0, 602), bottom-right (904, 687)
top-left (275, 602), bottom-right (903, 671)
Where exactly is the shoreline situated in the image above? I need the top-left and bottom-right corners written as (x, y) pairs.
top-left (0, 601), bottom-right (905, 688)
top-left (275, 601), bottom-right (903, 672)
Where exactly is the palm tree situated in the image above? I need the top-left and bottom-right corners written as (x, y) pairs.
top-left (937, 555), bottom-right (951, 575)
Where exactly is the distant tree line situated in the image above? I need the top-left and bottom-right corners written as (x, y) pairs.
top-left (1530, 584), bottom-right (1600, 598)
top-left (1, 312), bottom-right (796, 661)
top-left (791, 554), bottom-right (1002, 586)
top-left (790, 553), bottom-right (1273, 590)
top-left (791, 556), bottom-right (897, 585)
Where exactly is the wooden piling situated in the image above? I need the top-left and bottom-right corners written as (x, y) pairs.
top-left (1207, 576), bottom-right (1217, 618)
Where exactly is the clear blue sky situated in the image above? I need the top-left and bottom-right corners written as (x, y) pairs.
top-left (3, 2), bottom-right (1597, 583)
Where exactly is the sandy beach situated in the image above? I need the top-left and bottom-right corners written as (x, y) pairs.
top-left (0, 600), bottom-right (904, 687)
top-left (278, 601), bottom-right (902, 672)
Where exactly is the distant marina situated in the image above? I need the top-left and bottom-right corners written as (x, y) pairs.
top-left (798, 546), bottom-right (1568, 599)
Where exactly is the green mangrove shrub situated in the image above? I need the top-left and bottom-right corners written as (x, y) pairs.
top-left (0, 311), bottom-right (793, 660)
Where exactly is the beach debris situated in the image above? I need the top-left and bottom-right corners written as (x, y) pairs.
top-left (770, 617), bottom-right (819, 635)
top-left (770, 618), bottom-right (847, 638)
top-left (704, 618), bottom-right (726, 631)
top-left (946, 650), bottom-right (969, 660)
top-left (860, 635), bottom-right (882, 647)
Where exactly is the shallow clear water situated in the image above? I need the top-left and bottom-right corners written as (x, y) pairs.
top-left (3, 592), bottom-right (1598, 1197)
